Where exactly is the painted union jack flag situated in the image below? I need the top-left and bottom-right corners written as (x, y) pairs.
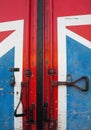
top-left (58, 14), bottom-right (91, 130)
top-left (0, 20), bottom-right (24, 130)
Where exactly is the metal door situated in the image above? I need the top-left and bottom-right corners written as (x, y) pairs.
top-left (0, 20), bottom-right (24, 130)
top-left (58, 15), bottom-right (91, 130)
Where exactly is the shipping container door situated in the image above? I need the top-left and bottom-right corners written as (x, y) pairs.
top-left (43, 0), bottom-right (91, 129)
top-left (58, 14), bottom-right (91, 130)
top-left (0, 20), bottom-right (24, 130)
top-left (0, 0), bottom-right (37, 130)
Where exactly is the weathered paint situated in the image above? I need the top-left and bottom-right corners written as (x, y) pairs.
top-left (0, 48), bottom-right (14, 130)
top-left (58, 15), bottom-right (91, 130)
top-left (0, 20), bottom-right (24, 130)
top-left (43, 0), bottom-right (91, 130)
top-left (0, 1), bottom-right (37, 130)
top-left (43, 0), bottom-right (58, 130)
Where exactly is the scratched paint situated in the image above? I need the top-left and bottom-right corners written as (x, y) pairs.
top-left (67, 36), bottom-right (91, 130)
top-left (0, 48), bottom-right (15, 130)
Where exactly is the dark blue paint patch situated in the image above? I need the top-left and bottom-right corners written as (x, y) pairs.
top-left (66, 36), bottom-right (91, 130)
top-left (0, 48), bottom-right (15, 130)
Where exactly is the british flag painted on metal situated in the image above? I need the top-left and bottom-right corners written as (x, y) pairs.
top-left (0, 20), bottom-right (24, 130)
top-left (0, 0), bottom-right (37, 130)
top-left (58, 14), bottom-right (91, 130)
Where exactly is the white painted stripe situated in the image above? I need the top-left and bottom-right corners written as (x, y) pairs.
top-left (66, 29), bottom-right (91, 49)
top-left (57, 18), bottom-right (67, 130)
top-left (59, 14), bottom-right (91, 26)
top-left (0, 20), bottom-right (24, 130)
top-left (57, 14), bottom-right (91, 130)
top-left (14, 20), bottom-right (24, 130)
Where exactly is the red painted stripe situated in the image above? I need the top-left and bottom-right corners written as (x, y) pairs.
top-left (0, 30), bottom-right (15, 43)
top-left (66, 25), bottom-right (91, 42)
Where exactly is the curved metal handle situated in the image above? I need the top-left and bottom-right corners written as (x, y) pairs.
top-left (14, 82), bottom-right (27, 117)
top-left (84, 76), bottom-right (89, 91)
top-left (51, 76), bottom-right (89, 92)
top-left (14, 109), bottom-right (27, 117)
top-left (14, 69), bottom-right (32, 117)
top-left (73, 76), bottom-right (89, 91)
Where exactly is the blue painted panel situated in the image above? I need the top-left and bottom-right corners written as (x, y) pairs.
top-left (66, 36), bottom-right (91, 130)
top-left (0, 48), bottom-right (15, 130)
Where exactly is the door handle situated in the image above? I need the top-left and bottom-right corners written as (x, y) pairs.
top-left (14, 69), bottom-right (32, 117)
top-left (14, 82), bottom-right (27, 117)
top-left (51, 75), bottom-right (89, 91)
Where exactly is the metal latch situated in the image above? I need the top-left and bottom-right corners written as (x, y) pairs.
top-left (9, 75), bottom-right (15, 87)
top-left (9, 67), bottom-right (20, 72)
top-left (9, 67), bottom-right (20, 87)
top-left (51, 75), bottom-right (89, 91)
